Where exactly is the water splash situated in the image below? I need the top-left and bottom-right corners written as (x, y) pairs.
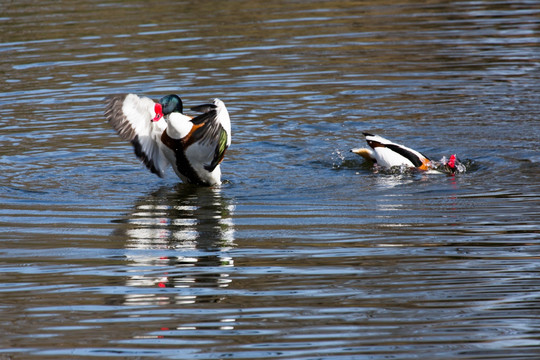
top-left (330, 149), bottom-right (346, 169)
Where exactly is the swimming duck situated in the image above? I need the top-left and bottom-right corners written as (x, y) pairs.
top-left (351, 132), bottom-right (463, 174)
top-left (105, 93), bottom-right (231, 186)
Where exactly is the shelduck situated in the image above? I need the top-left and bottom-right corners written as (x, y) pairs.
top-left (351, 132), bottom-right (464, 174)
top-left (105, 93), bottom-right (231, 186)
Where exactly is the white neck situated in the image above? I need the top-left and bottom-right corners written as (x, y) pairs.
top-left (165, 113), bottom-right (193, 139)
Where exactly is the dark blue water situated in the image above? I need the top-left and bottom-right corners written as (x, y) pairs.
top-left (1, 0), bottom-right (539, 359)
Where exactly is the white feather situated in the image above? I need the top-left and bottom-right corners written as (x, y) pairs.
top-left (371, 147), bottom-right (415, 168)
top-left (165, 112), bottom-right (193, 140)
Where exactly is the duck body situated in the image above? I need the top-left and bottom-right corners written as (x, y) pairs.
top-left (159, 98), bottom-right (231, 185)
top-left (105, 93), bottom-right (231, 186)
top-left (351, 132), bottom-right (463, 174)
top-left (352, 132), bottom-right (431, 170)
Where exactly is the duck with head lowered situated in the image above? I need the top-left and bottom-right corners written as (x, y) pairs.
top-left (105, 93), bottom-right (231, 186)
top-left (351, 132), bottom-right (465, 174)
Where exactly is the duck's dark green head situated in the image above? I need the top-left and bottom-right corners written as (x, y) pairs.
top-left (159, 94), bottom-right (183, 115)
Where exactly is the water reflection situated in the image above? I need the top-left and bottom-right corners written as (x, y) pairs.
top-left (115, 185), bottom-right (235, 306)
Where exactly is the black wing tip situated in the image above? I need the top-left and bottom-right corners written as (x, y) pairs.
top-left (131, 136), bottom-right (164, 178)
top-left (203, 159), bottom-right (222, 173)
top-left (104, 93), bottom-right (128, 103)
top-left (104, 94), bottom-right (127, 117)
top-left (104, 95), bottom-right (136, 141)
top-left (189, 109), bottom-right (218, 126)
top-left (362, 132), bottom-right (375, 137)
top-left (190, 103), bottom-right (218, 114)
top-left (204, 148), bottom-right (228, 173)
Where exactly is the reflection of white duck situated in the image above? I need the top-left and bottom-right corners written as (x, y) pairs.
top-left (121, 186), bottom-right (235, 305)
top-left (351, 132), bottom-right (463, 174)
top-left (105, 94), bottom-right (231, 186)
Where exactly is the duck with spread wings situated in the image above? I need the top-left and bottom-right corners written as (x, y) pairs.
top-left (105, 93), bottom-right (231, 186)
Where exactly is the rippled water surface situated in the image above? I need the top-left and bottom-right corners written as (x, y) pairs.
top-left (1, 0), bottom-right (539, 359)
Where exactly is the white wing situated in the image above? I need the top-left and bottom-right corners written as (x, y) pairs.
top-left (105, 94), bottom-right (169, 177)
top-left (185, 99), bottom-right (231, 171)
top-left (214, 98), bottom-right (231, 147)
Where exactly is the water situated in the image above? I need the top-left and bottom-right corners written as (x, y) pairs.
top-left (1, 0), bottom-right (539, 358)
